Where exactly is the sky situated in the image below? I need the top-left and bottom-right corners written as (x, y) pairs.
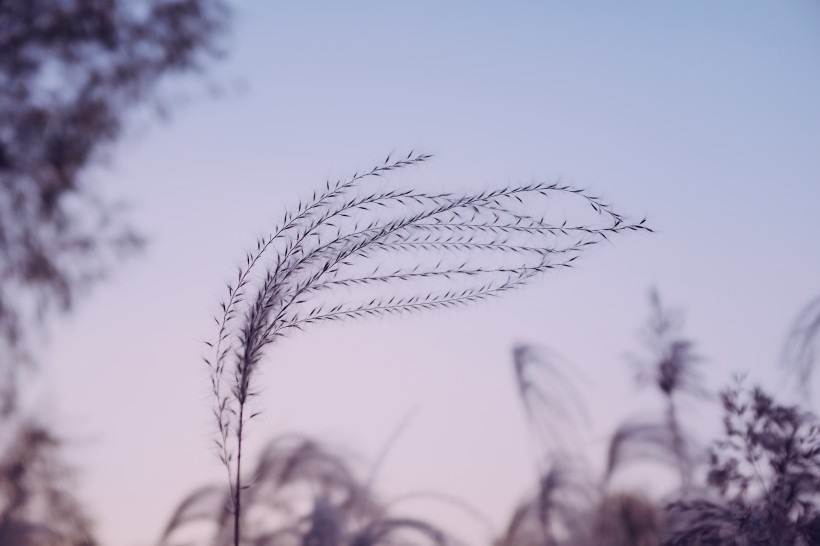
top-left (25, 1), bottom-right (820, 545)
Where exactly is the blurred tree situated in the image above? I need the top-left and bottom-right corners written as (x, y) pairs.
top-left (0, 0), bottom-right (229, 414)
top-left (0, 1), bottom-right (230, 544)
top-left (0, 422), bottom-right (97, 546)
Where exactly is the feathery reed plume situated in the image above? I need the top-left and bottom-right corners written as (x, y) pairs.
top-left (626, 291), bottom-right (705, 491)
top-left (204, 152), bottom-right (651, 545)
top-left (512, 345), bottom-right (590, 463)
top-left (634, 291), bottom-right (706, 400)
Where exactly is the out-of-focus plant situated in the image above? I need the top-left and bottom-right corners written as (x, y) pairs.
top-left (664, 382), bottom-right (820, 546)
top-left (204, 153), bottom-right (650, 545)
top-left (0, 0), bottom-right (229, 411)
top-left (0, 420), bottom-right (96, 546)
top-left (510, 292), bottom-right (706, 497)
top-left (496, 460), bottom-right (595, 546)
top-left (591, 492), bottom-right (663, 546)
top-left (512, 345), bottom-right (590, 463)
top-left (607, 291), bottom-right (706, 491)
top-left (0, 2), bottom-right (231, 544)
top-left (502, 346), bottom-right (596, 546)
top-left (503, 293), bottom-right (688, 546)
top-left (159, 434), bottom-right (457, 546)
top-left (503, 291), bottom-right (820, 546)
top-left (782, 295), bottom-right (820, 400)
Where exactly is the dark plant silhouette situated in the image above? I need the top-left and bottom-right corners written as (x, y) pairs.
top-left (0, 3), bottom-right (231, 544)
top-left (512, 345), bottom-right (590, 463)
top-left (506, 346), bottom-right (598, 545)
top-left (511, 292), bottom-right (705, 497)
top-left (170, 279), bottom-right (820, 546)
top-left (160, 434), bottom-right (456, 546)
top-left (496, 463), bottom-right (663, 546)
top-left (608, 291), bottom-right (705, 490)
top-left (503, 292), bottom-right (712, 546)
top-left (0, 0), bottom-right (229, 411)
top-left (605, 419), bottom-right (693, 483)
top-left (496, 461), bottom-right (594, 546)
top-left (633, 291), bottom-right (705, 400)
top-left (591, 492), bottom-right (663, 546)
top-left (0, 420), bottom-right (96, 546)
top-left (205, 152), bottom-right (651, 545)
top-left (505, 297), bottom-right (681, 546)
top-left (665, 381), bottom-right (820, 545)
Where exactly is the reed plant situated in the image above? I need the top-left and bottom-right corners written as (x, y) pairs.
top-left (503, 292), bottom-right (820, 546)
top-left (203, 153), bottom-right (650, 545)
top-left (171, 280), bottom-right (820, 546)
top-left (159, 434), bottom-right (460, 546)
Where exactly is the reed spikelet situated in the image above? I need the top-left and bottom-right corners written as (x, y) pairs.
top-left (203, 152), bottom-right (651, 545)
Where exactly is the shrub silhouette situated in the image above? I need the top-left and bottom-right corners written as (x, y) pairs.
top-left (665, 382), bottom-right (820, 545)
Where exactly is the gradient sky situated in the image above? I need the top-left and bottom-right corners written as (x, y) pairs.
top-left (27, 2), bottom-right (820, 545)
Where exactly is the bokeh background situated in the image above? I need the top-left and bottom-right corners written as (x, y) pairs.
top-left (9, 2), bottom-right (819, 545)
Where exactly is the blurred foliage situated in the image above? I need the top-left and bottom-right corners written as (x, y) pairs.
top-left (0, 1), bottom-right (230, 544)
top-left (160, 435), bottom-right (452, 546)
top-left (0, 420), bottom-right (96, 546)
top-left (0, 0), bottom-right (229, 412)
top-left (666, 383), bottom-right (820, 545)
top-left (502, 293), bottom-right (820, 546)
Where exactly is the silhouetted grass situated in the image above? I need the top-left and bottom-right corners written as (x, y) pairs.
top-left (154, 289), bottom-right (820, 546)
top-left (503, 292), bottom-right (820, 546)
top-left (160, 434), bottom-right (456, 546)
top-left (204, 153), bottom-right (650, 546)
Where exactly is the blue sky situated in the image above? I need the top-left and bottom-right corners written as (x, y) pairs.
top-left (30, 2), bottom-right (820, 544)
